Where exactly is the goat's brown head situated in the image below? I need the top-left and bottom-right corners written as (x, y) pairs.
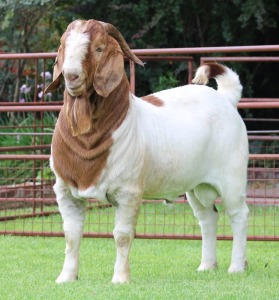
top-left (45, 19), bottom-right (143, 97)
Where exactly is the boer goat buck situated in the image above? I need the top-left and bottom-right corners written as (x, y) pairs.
top-left (45, 19), bottom-right (249, 284)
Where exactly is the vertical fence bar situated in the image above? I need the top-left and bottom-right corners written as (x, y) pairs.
top-left (188, 59), bottom-right (193, 83)
top-left (34, 58), bottom-right (39, 102)
top-left (129, 60), bottom-right (135, 93)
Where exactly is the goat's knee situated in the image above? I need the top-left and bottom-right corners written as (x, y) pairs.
top-left (115, 234), bottom-right (130, 249)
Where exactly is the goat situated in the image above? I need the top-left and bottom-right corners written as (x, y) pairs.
top-left (45, 19), bottom-right (249, 284)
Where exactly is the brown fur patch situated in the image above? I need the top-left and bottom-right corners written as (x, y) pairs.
top-left (141, 94), bottom-right (164, 107)
top-left (204, 63), bottom-right (226, 79)
top-left (52, 76), bottom-right (130, 190)
top-left (64, 92), bottom-right (94, 136)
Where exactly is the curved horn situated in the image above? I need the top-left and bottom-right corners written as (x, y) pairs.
top-left (101, 22), bottom-right (144, 67)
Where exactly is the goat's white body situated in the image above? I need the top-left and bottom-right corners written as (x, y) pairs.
top-left (52, 81), bottom-right (249, 283)
top-left (69, 84), bottom-right (247, 203)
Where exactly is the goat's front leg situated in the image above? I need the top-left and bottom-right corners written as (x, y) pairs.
top-left (112, 192), bottom-right (142, 284)
top-left (54, 179), bottom-right (86, 283)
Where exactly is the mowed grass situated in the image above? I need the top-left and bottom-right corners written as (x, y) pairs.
top-left (0, 235), bottom-right (278, 300)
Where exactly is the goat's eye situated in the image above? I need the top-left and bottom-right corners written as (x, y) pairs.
top-left (96, 47), bottom-right (103, 52)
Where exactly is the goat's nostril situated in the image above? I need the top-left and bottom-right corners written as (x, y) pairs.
top-left (66, 73), bottom-right (79, 82)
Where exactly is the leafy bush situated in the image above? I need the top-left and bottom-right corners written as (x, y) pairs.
top-left (0, 112), bottom-right (56, 185)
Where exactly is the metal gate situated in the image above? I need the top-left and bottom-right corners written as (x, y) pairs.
top-left (0, 47), bottom-right (278, 240)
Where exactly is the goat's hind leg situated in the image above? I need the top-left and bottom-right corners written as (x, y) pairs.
top-left (224, 191), bottom-right (249, 273)
top-left (54, 179), bottom-right (86, 283)
top-left (187, 188), bottom-right (219, 271)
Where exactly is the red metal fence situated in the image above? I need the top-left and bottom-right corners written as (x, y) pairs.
top-left (0, 46), bottom-right (278, 240)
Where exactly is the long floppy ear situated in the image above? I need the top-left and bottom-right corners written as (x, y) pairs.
top-left (93, 47), bottom-right (124, 98)
top-left (44, 46), bottom-right (64, 94)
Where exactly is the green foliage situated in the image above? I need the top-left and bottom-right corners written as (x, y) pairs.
top-left (0, 0), bottom-right (60, 102)
top-left (1, 0), bottom-right (279, 101)
top-left (233, 0), bottom-right (278, 30)
top-left (0, 112), bottom-right (55, 149)
top-left (0, 0), bottom-right (58, 52)
top-left (0, 112), bottom-right (55, 185)
top-left (153, 71), bottom-right (180, 93)
top-left (35, 161), bottom-right (53, 181)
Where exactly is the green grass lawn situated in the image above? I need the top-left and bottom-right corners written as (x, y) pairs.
top-left (0, 236), bottom-right (278, 300)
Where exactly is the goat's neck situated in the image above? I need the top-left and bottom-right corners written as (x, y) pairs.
top-left (60, 75), bottom-right (130, 149)
top-left (52, 75), bottom-right (131, 189)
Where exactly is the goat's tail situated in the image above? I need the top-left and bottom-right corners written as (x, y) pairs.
top-left (192, 62), bottom-right (242, 108)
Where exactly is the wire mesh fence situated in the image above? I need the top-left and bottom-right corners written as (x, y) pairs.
top-left (0, 154), bottom-right (278, 240)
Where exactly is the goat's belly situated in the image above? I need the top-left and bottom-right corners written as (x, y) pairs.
top-left (143, 174), bottom-right (198, 201)
top-left (143, 190), bottom-right (185, 201)
top-left (141, 146), bottom-right (208, 201)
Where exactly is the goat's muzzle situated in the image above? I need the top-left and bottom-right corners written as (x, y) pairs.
top-left (64, 71), bottom-right (86, 97)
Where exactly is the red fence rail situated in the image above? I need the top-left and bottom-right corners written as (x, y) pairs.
top-left (0, 45), bottom-right (278, 240)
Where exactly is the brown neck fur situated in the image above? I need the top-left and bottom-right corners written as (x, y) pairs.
top-left (64, 91), bottom-right (94, 136)
top-left (63, 74), bottom-right (130, 140)
top-left (52, 75), bottom-right (130, 189)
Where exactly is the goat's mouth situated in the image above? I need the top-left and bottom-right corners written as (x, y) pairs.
top-left (66, 82), bottom-right (86, 97)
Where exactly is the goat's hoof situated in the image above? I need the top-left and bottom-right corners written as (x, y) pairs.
top-left (56, 272), bottom-right (78, 283)
top-left (228, 260), bottom-right (247, 273)
top-left (197, 262), bottom-right (218, 272)
top-left (112, 273), bottom-right (130, 284)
